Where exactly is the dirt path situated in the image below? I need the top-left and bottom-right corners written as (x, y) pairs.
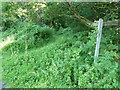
top-left (0, 35), bottom-right (14, 49)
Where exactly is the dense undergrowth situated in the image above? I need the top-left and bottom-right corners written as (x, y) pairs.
top-left (1, 22), bottom-right (119, 88)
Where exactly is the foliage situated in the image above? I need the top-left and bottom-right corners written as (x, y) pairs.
top-left (2, 27), bottom-right (119, 88)
top-left (2, 22), bottom-right (55, 52)
top-left (1, 2), bottom-right (119, 88)
top-left (1, 2), bottom-right (45, 31)
top-left (1, 2), bottom-right (119, 30)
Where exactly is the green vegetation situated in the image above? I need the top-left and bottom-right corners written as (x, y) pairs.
top-left (1, 2), bottom-right (119, 88)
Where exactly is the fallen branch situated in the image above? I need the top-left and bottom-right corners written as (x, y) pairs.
top-left (65, 2), bottom-right (93, 26)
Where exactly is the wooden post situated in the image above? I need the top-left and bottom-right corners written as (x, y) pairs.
top-left (94, 18), bottom-right (103, 63)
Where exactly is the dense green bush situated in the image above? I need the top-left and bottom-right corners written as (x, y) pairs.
top-left (2, 27), bottom-right (119, 88)
top-left (2, 22), bottom-right (55, 53)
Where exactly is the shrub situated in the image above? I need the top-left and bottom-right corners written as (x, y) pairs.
top-left (2, 28), bottom-right (119, 88)
top-left (1, 22), bottom-right (55, 53)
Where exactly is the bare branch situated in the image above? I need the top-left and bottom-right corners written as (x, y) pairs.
top-left (65, 2), bottom-right (93, 26)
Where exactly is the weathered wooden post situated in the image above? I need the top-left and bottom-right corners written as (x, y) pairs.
top-left (94, 18), bottom-right (103, 63)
